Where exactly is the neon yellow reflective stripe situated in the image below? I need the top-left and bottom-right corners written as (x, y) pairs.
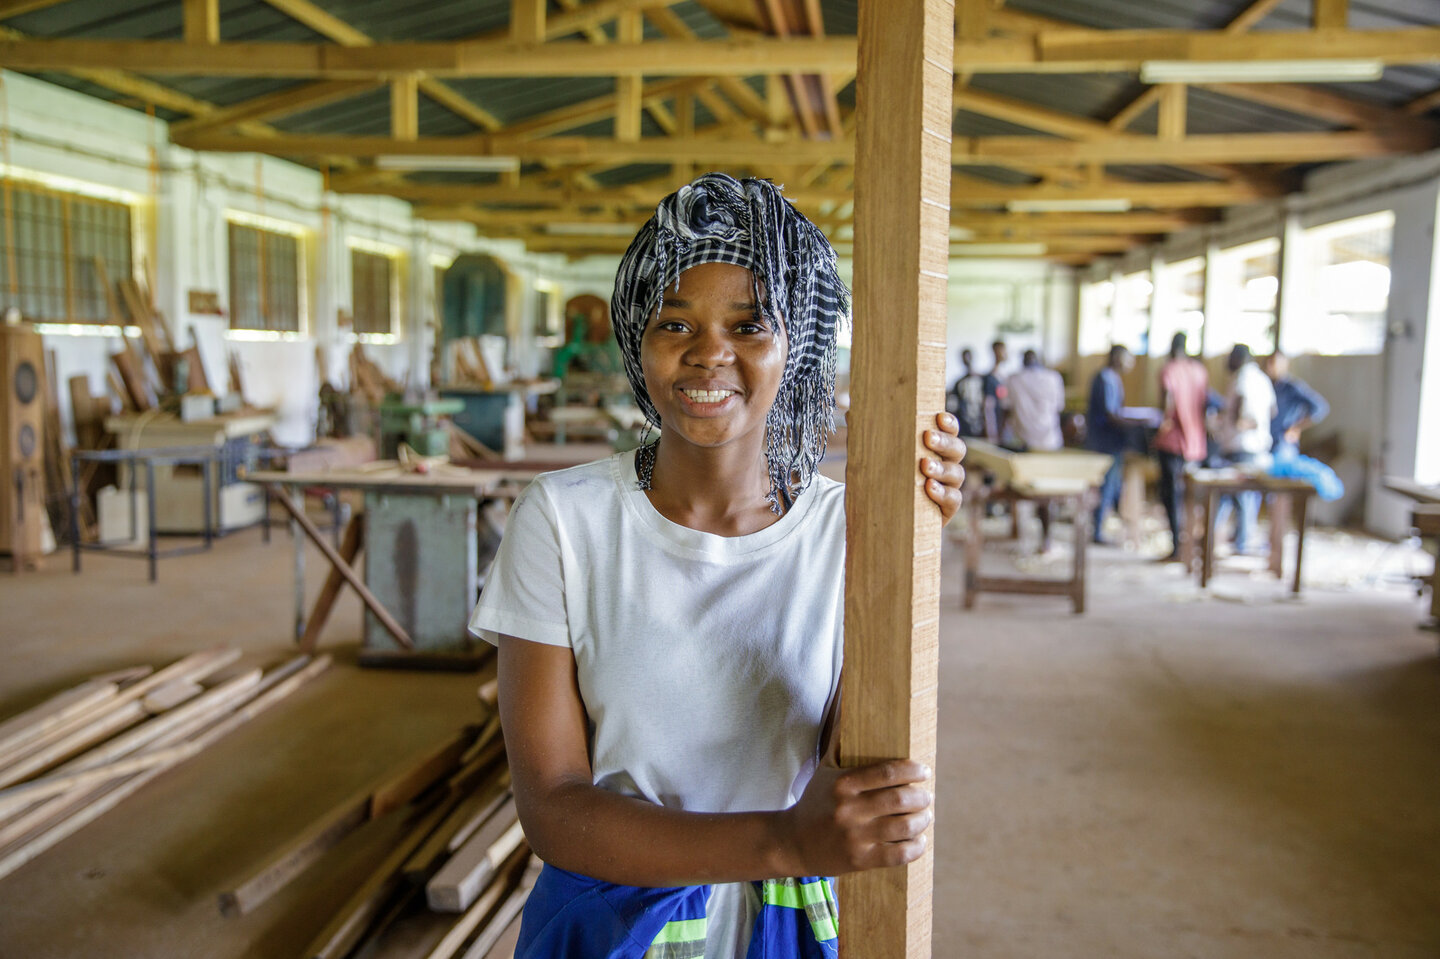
top-left (764, 882), bottom-right (807, 909)
top-left (652, 917), bottom-right (707, 944)
top-left (763, 878), bottom-right (832, 909)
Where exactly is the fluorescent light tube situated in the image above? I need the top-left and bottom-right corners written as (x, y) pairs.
top-left (1140, 59), bottom-right (1383, 84)
top-left (374, 155), bottom-right (521, 172)
top-left (952, 243), bottom-right (1047, 256)
top-left (545, 222), bottom-right (641, 236)
top-left (1008, 199), bottom-right (1132, 213)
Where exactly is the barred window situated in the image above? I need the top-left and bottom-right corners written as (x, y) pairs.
top-left (0, 179), bottom-right (133, 324)
top-left (228, 221), bottom-right (300, 332)
top-left (351, 248), bottom-right (397, 336)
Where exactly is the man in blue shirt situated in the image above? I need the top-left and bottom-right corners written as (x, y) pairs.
top-left (1263, 351), bottom-right (1330, 461)
top-left (1085, 345), bottom-right (1138, 544)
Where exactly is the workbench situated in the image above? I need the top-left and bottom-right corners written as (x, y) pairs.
top-left (1382, 477), bottom-right (1440, 627)
top-left (960, 441), bottom-right (1114, 614)
top-left (1183, 469), bottom-right (1315, 594)
top-left (103, 411), bottom-right (275, 534)
top-left (251, 464), bottom-right (548, 667)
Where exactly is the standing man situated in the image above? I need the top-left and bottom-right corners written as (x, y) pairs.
top-left (1154, 333), bottom-right (1209, 561)
top-left (1085, 345), bottom-right (1137, 544)
top-left (982, 339), bottom-right (1009, 442)
top-left (1217, 343), bottom-right (1276, 554)
top-left (1005, 349), bottom-right (1066, 549)
top-left (948, 347), bottom-right (987, 439)
top-left (1263, 351), bottom-right (1329, 462)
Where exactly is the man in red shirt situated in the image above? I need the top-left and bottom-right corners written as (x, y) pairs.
top-left (1154, 332), bottom-right (1209, 561)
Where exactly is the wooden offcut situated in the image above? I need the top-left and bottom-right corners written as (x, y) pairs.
top-left (838, 0), bottom-right (951, 956)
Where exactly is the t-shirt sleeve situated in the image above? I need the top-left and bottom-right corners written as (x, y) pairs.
top-left (468, 480), bottom-right (571, 648)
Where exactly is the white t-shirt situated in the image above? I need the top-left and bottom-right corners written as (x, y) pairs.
top-left (469, 450), bottom-right (846, 956)
top-left (1003, 365), bottom-right (1065, 451)
top-left (1221, 361), bottom-right (1276, 457)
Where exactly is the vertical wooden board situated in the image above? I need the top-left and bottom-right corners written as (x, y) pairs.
top-left (841, 0), bottom-right (953, 957)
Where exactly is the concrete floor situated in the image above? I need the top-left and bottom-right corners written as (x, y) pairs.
top-left (1, 510), bottom-right (1437, 958)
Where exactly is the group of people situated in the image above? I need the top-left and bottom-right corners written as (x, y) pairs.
top-left (947, 334), bottom-right (1334, 557)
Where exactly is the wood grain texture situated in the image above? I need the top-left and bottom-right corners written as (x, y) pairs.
top-left (839, 1), bottom-right (952, 956)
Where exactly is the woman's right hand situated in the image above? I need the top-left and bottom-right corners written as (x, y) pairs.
top-left (774, 758), bottom-right (934, 876)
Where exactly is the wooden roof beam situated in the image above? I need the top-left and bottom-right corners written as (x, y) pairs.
top-left (0, 0), bottom-right (68, 19)
top-left (183, 0), bottom-right (220, 45)
top-left (170, 128), bottom-right (1434, 166)
top-left (1202, 81), bottom-right (1421, 130)
top-left (6, 31), bottom-right (1440, 77)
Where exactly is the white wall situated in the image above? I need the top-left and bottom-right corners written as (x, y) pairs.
top-left (942, 260), bottom-right (1077, 389)
top-left (0, 70), bottom-right (589, 447)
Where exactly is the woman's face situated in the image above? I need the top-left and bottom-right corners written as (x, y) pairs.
top-left (640, 261), bottom-right (787, 455)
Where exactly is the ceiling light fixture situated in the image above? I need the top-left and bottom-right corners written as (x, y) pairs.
top-left (374, 155), bottom-right (521, 172)
top-left (544, 222), bottom-right (642, 236)
top-left (951, 242), bottom-right (1048, 256)
top-left (1007, 198), bottom-right (1132, 214)
top-left (1139, 58), bottom-right (1384, 84)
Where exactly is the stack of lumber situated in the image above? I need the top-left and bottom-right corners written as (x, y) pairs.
top-left (445, 338), bottom-right (493, 390)
top-left (224, 682), bottom-right (535, 959)
top-left (349, 344), bottom-right (401, 406)
top-left (0, 648), bottom-right (330, 883)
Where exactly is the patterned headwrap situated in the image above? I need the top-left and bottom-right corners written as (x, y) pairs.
top-left (611, 172), bottom-right (850, 511)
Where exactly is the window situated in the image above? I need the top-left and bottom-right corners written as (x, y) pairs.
top-left (1282, 211), bottom-right (1393, 357)
top-left (228, 221), bottom-right (300, 332)
top-left (0, 179), bottom-right (133, 324)
top-left (1076, 279), bottom-right (1115, 357)
top-left (1150, 257), bottom-right (1205, 356)
top-left (1112, 271), bottom-right (1153, 354)
top-left (351, 248), bottom-right (397, 336)
top-left (1206, 238), bottom-right (1278, 356)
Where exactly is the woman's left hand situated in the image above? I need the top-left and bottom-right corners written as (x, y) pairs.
top-left (921, 412), bottom-right (966, 524)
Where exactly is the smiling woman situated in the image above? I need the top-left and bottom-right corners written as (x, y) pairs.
top-left (468, 173), bottom-right (966, 959)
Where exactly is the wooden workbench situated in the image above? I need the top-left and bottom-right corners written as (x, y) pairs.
top-left (1383, 477), bottom-right (1440, 626)
top-left (1183, 469), bottom-right (1315, 594)
top-left (960, 441), bottom-right (1114, 614)
top-left (250, 463), bottom-right (555, 664)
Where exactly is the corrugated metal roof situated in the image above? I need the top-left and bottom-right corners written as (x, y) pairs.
top-left (2, 0), bottom-right (1436, 262)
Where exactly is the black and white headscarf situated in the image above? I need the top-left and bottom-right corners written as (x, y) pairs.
top-left (611, 173), bottom-right (850, 511)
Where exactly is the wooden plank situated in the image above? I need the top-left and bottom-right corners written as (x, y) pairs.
top-left (299, 514), bottom-right (363, 654)
top-left (425, 797), bottom-right (522, 912)
top-left (0, 681), bottom-right (119, 753)
top-left (0, 742), bottom-right (201, 819)
top-left (839, 0), bottom-right (950, 956)
top-left (268, 486), bottom-right (414, 650)
top-left (109, 351), bottom-right (152, 412)
top-left (0, 702), bottom-right (147, 790)
top-left (401, 772), bottom-right (510, 883)
top-left (0, 657), bottom-right (328, 884)
top-left (218, 723), bottom-right (471, 917)
top-left (456, 854), bottom-right (541, 959)
top-left (0, 648), bottom-right (239, 768)
top-left (421, 844), bottom-right (531, 959)
top-left (0, 670), bottom-right (261, 845)
top-left (300, 799), bottom-right (455, 959)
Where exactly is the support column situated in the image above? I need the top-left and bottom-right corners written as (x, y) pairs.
top-left (840, 1), bottom-right (953, 957)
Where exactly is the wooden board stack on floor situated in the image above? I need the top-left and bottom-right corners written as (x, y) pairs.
top-left (0, 648), bottom-right (331, 883)
top-left (218, 679), bottom-right (535, 959)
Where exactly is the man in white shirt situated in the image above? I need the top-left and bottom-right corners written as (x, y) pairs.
top-left (1003, 349), bottom-right (1065, 452)
top-left (1217, 343), bottom-right (1277, 554)
top-left (1002, 349), bottom-right (1066, 550)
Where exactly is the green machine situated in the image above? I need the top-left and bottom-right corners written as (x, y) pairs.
top-left (377, 394), bottom-right (464, 459)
